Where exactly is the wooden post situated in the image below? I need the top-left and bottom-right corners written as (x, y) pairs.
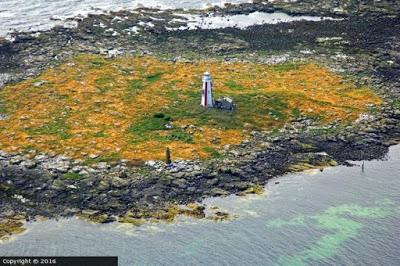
top-left (166, 147), bottom-right (171, 164)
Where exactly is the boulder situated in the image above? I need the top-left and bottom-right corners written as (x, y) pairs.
top-left (214, 97), bottom-right (236, 111)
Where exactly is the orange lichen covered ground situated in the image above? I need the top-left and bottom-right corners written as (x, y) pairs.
top-left (0, 54), bottom-right (382, 161)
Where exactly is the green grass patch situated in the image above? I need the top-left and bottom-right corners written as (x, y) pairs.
top-left (236, 93), bottom-right (289, 124)
top-left (63, 172), bottom-right (84, 180)
top-left (269, 109), bottom-right (286, 120)
top-left (124, 79), bottom-right (146, 101)
top-left (225, 80), bottom-right (245, 91)
top-left (26, 117), bottom-right (71, 140)
top-left (165, 130), bottom-right (194, 143)
top-left (153, 113), bottom-right (169, 119)
top-left (95, 75), bottom-right (114, 85)
top-left (393, 99), bottom-right (400, 110)
top-left (129, 79), bottom-right (144, 91)
top-left (203, 146), bottom-right (221, 158)
top-left (271, 62), bottom-right (303, 72)
top-left (89, 57), bottom-right (107, 68)
top-left (95, 75), bottom-right (115, 93)
top-left (265, 95), bottom-right (289, 121)
top-left (120, 67), bottom-right (133, 75)
top-left (0, 91), bottom-right (9, 114)
top-left (129, 113), bottom-right (194, 143)
top-left (0, 101), bottom-right (7, 114)
top-left (54, 93), bottom-right (71, 101)
top-left (166, 89), bottom-right (243, 129)
top-left (268, 128), bottom-right (281, 137)
top-left (84, 152), bottom-right (121, 165)
top-left (292, 108), bottom-right (302, 119)
top-left (146, 72), bottom-right (163, 83)
top-left (196, 108), bottom-right (241, 129)
top-left (93, 131), bottom-right (107, 138)
top-left (130, 113), bottom-right (172, 135)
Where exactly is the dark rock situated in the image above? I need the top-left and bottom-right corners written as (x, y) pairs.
top-left (214, 97), bottom-right (236, 111)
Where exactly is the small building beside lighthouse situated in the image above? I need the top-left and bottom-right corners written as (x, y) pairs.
top-left (201, 72), bottom-right (213, 107)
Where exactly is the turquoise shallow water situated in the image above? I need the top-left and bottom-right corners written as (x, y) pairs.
top-left (0, 145), bottom-right (399, 266)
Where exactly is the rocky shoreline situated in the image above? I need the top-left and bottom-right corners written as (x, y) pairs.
top-left (0, 0), bottom-right (400, 238)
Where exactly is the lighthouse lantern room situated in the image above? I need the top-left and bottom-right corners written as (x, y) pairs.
top-left (201, 72), bottom-right (213, 107)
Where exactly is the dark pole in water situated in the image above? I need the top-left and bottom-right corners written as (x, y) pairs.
top-left (361, 161), bottom-right (365, 173)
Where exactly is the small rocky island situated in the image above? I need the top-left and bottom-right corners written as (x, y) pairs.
top-left (0, 0), bottom-right (399, 241)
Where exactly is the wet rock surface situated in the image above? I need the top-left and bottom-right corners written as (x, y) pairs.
top-left (0, 0), bottom-right (399, 230)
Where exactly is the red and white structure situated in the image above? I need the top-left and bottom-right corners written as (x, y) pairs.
top-left (201, 72), bottom-right (213, 107)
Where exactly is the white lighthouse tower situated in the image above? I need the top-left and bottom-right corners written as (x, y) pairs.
top-left (201, 72), bottom-right (213, 107)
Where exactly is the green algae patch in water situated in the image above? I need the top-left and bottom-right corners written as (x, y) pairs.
top-left (0, 218), bottom-right (26, 243)
top-left (265, 200), bottom-right (398, 266)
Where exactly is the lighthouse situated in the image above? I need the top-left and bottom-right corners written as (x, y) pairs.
top-left (201, 72), bottom-right (213, 107)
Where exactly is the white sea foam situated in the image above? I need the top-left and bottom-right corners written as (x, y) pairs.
top-left (170, 11), bottom-right (342, 31)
